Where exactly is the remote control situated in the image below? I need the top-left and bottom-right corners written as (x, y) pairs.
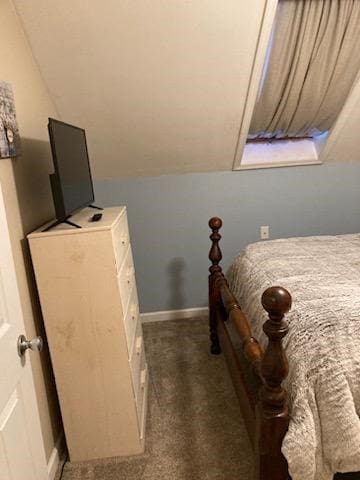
top-left (90, 213), bottom-right (102, 222)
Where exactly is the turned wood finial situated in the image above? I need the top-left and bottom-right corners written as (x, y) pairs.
top-left (209, 217), bottom-right (223, 276)
top-left (260, 286), bottom-right (291, 417)
top-left (262, 286), bottom-right (292, 318)
top-left (209, 217), bottom-right (222, 231)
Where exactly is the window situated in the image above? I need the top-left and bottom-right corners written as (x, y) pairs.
top-left (233, 0), bottom-right (360, 170)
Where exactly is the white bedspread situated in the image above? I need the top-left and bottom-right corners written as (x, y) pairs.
top-left (227, 234), bottom-right (360, 480)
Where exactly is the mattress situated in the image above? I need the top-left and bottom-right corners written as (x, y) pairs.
top-left (227, 233), bottom-right (360, 480)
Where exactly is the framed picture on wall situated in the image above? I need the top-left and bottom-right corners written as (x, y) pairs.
top-left (0, 81), bottom-right (20, 159)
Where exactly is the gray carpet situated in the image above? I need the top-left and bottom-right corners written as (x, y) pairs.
top-left (57, 317), bottom-right (254, 479)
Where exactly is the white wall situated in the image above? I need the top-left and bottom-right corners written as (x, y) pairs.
top-left (0, 0), bottom-right (61, 462)
top-left (323, 74), bottom-right (360, 163)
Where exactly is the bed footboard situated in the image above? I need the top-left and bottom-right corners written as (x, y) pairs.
top-left (208, 217), bottom-right (291, 480)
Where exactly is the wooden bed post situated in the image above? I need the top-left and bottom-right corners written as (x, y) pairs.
top-left (208, 217), bottom-right (223, 355)
top-left (257, 286), bottom-right (292, 480)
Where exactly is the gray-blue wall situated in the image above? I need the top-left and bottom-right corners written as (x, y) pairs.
top-left (94, 161), bottom-right (360, 313)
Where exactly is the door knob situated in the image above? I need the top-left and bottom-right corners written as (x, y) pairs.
top-left (17, 335), bottom-right (44, 357)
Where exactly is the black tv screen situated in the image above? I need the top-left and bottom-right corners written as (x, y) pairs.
top-left (48, 118), bottom-right (94, 221)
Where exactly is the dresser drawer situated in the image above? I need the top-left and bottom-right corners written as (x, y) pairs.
top-left (129, 318), bottom-right (144, 396)
top-left (124, 286), bottom-right (139, 356)
top-left (112, 211), bottom-right (130, 273)
top-left (136, 363), bottom-right (148, 439)
top-left (117, 246), bottom-right (135, 314)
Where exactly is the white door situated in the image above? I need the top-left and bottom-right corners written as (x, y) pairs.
top-left (0, 183), bottom-right (48, 480)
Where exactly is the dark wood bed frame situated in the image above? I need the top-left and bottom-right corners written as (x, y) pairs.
top-left (208, 217), bottom-right (357, 480)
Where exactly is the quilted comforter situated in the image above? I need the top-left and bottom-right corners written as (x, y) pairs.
top-left (227, 234), bottom-right (360, 480)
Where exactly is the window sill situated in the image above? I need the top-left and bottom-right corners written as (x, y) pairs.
top-left (233, 137), bottom-right (324, 171)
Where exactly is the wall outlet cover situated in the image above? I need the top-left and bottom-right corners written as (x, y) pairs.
top-left (260, 225), bottom-right (269, 240)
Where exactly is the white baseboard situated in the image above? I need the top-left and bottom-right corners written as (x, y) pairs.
top-left (47, 431), bottom-right (65, 480)
top-left (141, 306), bottom-right (208, 323)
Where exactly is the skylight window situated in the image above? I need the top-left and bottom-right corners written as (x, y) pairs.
top-left (233, 0), bottom-right (360, 170)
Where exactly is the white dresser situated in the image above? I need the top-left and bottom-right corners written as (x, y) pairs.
top-left (28, 206), bottom-right (148, 462)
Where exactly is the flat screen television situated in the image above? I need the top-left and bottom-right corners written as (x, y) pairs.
top-left (48, 118), bottom-right (95, 224)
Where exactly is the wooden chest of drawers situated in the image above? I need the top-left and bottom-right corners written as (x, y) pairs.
top-left (28, 206), bottom-right (148, 462)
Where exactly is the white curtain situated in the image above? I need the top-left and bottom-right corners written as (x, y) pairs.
top-left (249, 0), bottom-right (360, 139)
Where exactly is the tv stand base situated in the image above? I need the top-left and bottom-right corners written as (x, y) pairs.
top-left (89, 204), bottom-right (103, 210)
top-left (42, 218), bottom-right (82, 232)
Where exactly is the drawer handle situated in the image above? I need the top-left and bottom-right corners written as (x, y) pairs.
top-left (136, 337), bottom-right (142, 355)
top-left (131, 303), bottom-right (138, 320)
top-left (140, 367), bottom-right (147, 388)
top-left (126, 266), bottom-right (134, 284)
top-left (121, 236), bottom-right (127, 246)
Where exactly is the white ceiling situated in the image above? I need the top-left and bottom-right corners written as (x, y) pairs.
top-left (13, 0), bottom-right (360, 178)
top-left (13, 0), bottom-right (266, 178)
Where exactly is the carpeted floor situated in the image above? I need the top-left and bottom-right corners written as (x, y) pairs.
top-left (57, 317), bottom-right (254, 479)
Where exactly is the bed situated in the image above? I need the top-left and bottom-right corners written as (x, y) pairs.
top-left (208, 217), bottom-right (360, 480)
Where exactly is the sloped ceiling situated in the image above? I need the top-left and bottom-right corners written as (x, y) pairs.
top-left (13, 0), bottom-right (267, 178)
top-left (12, 1), bottom-right (360, 178)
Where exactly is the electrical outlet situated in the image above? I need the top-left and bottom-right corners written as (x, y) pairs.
top-left (260, 225), bottom-right (269, 240)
